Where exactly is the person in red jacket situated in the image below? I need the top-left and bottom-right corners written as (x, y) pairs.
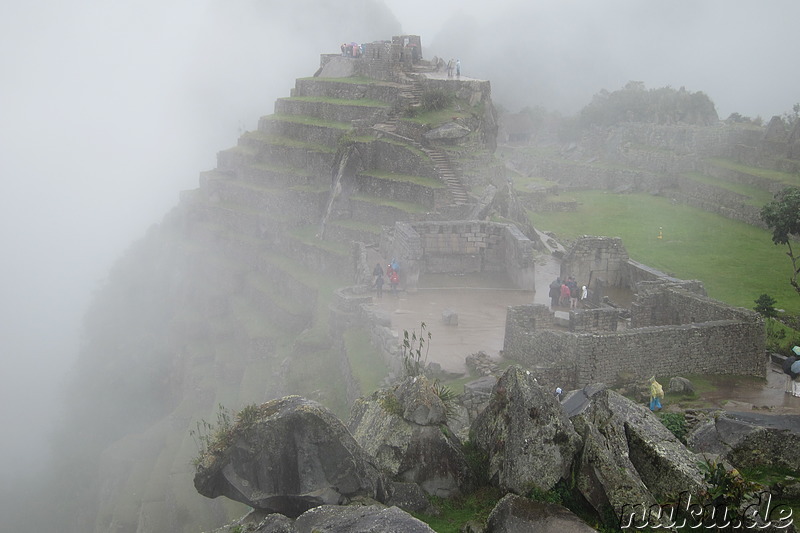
top-left (389, 269), bottom-right (399, 296)
top-left (560, 282), bottom-right (571, 307)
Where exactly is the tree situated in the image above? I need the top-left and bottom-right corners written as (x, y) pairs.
top-left (760, 187), bottom-right (800, 296)
top-left (754, 293), bottom-right (778, 318)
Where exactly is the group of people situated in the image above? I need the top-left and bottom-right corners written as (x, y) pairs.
top-left (782, 346), bottom-right (800, 396)
top-left (340, 42), bottom-right (363, 58)
top-left (432, 57), bottom-right (461, 78)
top-left (372, 259), bottom-right (400, 298)
top-left (548, 276), bottom-right (586, 310)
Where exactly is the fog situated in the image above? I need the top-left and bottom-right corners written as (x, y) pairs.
top-left (1, 0), bottom-right (798, 497)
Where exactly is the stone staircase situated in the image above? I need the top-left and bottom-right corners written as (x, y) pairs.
top-left (422, 146), bottom-right (469, 205)
top-left (371, 125), bottom-right (469, 207)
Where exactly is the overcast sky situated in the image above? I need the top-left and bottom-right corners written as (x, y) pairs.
top-left (1, 0), bottom-right (798, 485)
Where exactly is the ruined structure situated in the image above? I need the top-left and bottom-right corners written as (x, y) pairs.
top-left (382, 220), bottom-right (535, 291)
top-left (503, 237), bottom-right (766, 389)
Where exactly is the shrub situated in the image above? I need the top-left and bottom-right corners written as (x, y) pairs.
top-left (657, 411), bottom-right (688, 443)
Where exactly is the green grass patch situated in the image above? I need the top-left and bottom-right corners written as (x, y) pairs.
top-left (412, 487), bottom-right (504, 533)
top-left (532, 190), bottom-right (800, 315)
top-left (351, 194), bottom-right (428, 214)
top-left (279, 96), bottom-right (390, 108)
top-left (299, 76), bottom-right (385, 85)
top-left (250, 161), bottom-right (314, 177)
top-left (682, 171), bottom-right (774, 205)
top-left (706, 157), bottom-right (800, 187)
top-left (439, 373), bottom-right (479, 396)
top-left (289, 184), bottom-right (329, 193)
top-left (360, 170), bottom-right (445, 188)
top-left (329, 219), bottom-right (382, 235)
top-left (264, 113), bottom-right (354, 131)
top-left (243, 131), bottom-right (335, 153)
top-left (344, 327), bottom-right (389, 395)
top-left (347, 134), bottom-right (380, 144)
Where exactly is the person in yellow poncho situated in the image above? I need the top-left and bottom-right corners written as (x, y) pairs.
top-left (649, 376), bottom-right (664, 411)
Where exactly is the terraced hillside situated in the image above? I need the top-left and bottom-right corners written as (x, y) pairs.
top-left (503, 119), bottom-right (800, 229)
top-left (53, 43), bottom-right (502, 533)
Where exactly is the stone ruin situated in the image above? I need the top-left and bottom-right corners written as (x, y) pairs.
top-left (502, 236), bottom-right (766, 390)
top-left (380, 219), bottom-right (536, 292)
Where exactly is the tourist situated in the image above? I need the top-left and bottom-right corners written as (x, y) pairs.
top-left (372, 262), bottom-right (383, 285)
top-left (389, 269), bottom-right (400, 296)
top-left (782, 346), bottom-right (800, 396)
top-left (649, 377), bottom-right (664, 411)
top-left (375, 272), bottom-right (384, 298)
top-left (560, 281), bottom-right (571, 307)
top-left (567, 277), bottom-right (578, 309)
top-left (456, 59), bottom-right (461, 78)
top-left (549, 277), bottom-right (561, 308)
top-left (554, 387), bottom-right (563, 401)
top-left (446, 59), bottom-right (454, 78)
top-left (581, 285), bottom-right (588, 305)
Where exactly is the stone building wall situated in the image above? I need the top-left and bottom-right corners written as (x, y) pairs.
top-left (572, 319), bottom-right (764, 386)
top-left (504, 289), bottom-right (765, 390)
top-left (569, 308), bottom-right (618, 333)
top-left (623, 259), bottom-right (682, 288)
top-left (560, 236), bottom-right (629, 287)
top-left (630, 281), bottom-right (752, 328)
top-left (318, 35), bottom-right (423, 83)
top-left (384, 221), bottom-right (535, 291)
top-left (501, 224), bottom-right (536, 291)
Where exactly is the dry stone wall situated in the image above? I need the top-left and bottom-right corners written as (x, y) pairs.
top-left (384, 221), bottom-right (535, 291)
top-left (560, 236), bottom-right (629, 288)
top-left (504, 289), bottom-right (765, 390)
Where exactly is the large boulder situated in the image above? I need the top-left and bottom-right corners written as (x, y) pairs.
top-left (294, 504), bottom-right (435, 533)
top-left (348, 376), bottom-right (472, 497)
top-left (423, 121), bottom-right (471, 141)
top-left (470, 366), bottom-right (582, 494)
top-left (194, 396), bottom-right (389, 518)
top-left (687, 411), bottom-right (800, 471)
top-left (570, 389), bottom-right (704, 521)
top-left (486, 493), bottom-right (597, 532)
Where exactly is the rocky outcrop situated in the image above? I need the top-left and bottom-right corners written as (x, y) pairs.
top-left (211, 504), bottom-right (434, 533)
top-left (486, 493), bottom-right (597, 533)
top-left (570, 389), bottom-right (704, 521)
top-left (470, 366), bottom-right (582, 494)
top-left (687, 411), bottom-right (800, 471)
top-left (348, 376), bottom-right (472, 497)
top-left (194, 396), bottom-right (389, 518)
top-left (294, 504), bottom-right (435, 533)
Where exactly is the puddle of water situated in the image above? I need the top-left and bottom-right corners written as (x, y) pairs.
top-left (692, 367), bottom-right (800, 413)
top-left (375, 286), bottom-right (533, 374)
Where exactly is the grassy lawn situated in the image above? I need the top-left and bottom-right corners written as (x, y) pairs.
top-left (682, 171), bottom-right (775, 206)
top-left (707, 157), bottom-right (800, 188)
top-left (532, 191), bottom-right (800, 315)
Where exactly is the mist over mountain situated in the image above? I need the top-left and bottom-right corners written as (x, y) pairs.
top-left (1, 0), bottom-right (799, 530)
